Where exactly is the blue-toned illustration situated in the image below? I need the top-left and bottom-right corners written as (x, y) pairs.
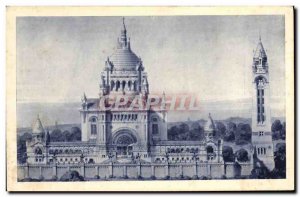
top-left (17, 16), bottom-right (286, 181)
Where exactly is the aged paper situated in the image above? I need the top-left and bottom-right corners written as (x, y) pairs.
top-left (6, 6), bottom-right (294, 191)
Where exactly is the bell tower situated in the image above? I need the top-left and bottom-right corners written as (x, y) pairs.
top-left (251, 36), bottom-right (274, 170)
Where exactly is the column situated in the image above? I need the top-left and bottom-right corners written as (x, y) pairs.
top-left (52, 165), bottom-right (57, 180)
top-left (151, 165), bottom-right (155, 177)
top-left (180, 164), bottom-right (183, 176)
top-left (208, 164), bottom-right (211, 177)
top-left (24, 164), bottom-right (29, 179)
top-left (137, 162), bottom-right (141, 178)
top-left (123, 165), bottom-right (127, 177)
top-left (81, 164), bottom-right (85, 178)
top-left (109, 162), bottom-right (113, 177)
top-left (194, 161), bottom-right (198, 177)
top-left (95, 166), bottom-right (99, 177)
top-left (165, 163), bottom-right (169, 177)
top-left (39, 166), bottom-right (43, 179)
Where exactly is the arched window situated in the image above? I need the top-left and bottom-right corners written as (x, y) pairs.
top-left (128, 81), bottom-right (132, 91)
top-left (89, 116), bottom-right (97, 135)
top-left (152, 117), bottom-right (158, 122)
top-left (35, 147), bottom-right (43, 155)
top-left (116, 81), bottom-right (120, 91)
top-left (88, 158), bottom-right (95, 164)
top-left (152, 124), bottom-right (159, 135)
top-left (206, 146), bottom-right (214, 153)
top-left (110, 80), bottom-right (115, 91)
top-left (133, 81), bottom-right (137, 91)
top-left (122, 81), bottom-right (126, 91)
top-left (206, 146), bottom-right (215, 160)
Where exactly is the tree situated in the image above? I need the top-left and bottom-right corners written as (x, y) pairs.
top-left (224, 131), bottom-right (235, 142)
top-left (62, 130), bottom-right (71, 142)
top-left (227, 122), bottom-right (237, 132)
top-left (222, 146), bottom-right (235, 162)
top-left (17, 132), bottom-right (32, 164)
top-left (188, 123), bottom-right (204, 140)
top-left (272, 120), bottom-right (283, 140)
top-left (50, 129), bottom-right (63, 142)
top-left (179, 123), bottom-right (189, 133)
top-left (224, 122), bottom-right (236, 142)
top-left (236, 148), bottom-right (249, 162)
top-left (168, 126), bottom-right (179, 140)
top-left (280, 122), bottom-right (286, 140)
top-left (70, 127), bottom-right (81, 141)
top-left (215, 122), bottom-right (226, 138)
top-left (272, 120), bottom-right (283, 132)
top-left (235, 123), bottom-right (252, 145)
top-left (270, 143), bottom-right (286, 178)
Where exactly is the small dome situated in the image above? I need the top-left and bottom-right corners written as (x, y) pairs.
top-left (109, 48), bottom-right (140, 70)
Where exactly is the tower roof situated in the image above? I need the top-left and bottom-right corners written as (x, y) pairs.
top-left (32, 115), bottom-right (45, 134)
top-left (254, 37), bottom-right (267, 58)
top-left (204, 113), bottom-right (216, 132)
top-left (109, 17), bottom-right (141, 70)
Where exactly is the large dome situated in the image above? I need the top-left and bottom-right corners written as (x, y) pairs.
top-left (109, 48), bottom-right (140, 70)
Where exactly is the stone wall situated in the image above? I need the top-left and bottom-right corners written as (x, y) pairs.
top-left (17, 162), bottom-right (253, 181)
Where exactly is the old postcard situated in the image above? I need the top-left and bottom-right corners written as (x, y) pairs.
top-left (6, 6), bottom-right (294, 191)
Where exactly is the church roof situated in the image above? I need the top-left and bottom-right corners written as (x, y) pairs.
top-left (32, 116), bottom-right (45, 134)
top-left (254, 37), bottom-right (267, 58)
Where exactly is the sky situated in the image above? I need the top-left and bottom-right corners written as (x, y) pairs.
top-left (16, 16), bottom-right (285, 114)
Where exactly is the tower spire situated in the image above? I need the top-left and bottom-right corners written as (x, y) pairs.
top-left (120, 17), bottom-right (128, 48)
top-left (122, 17), bottom-right (126, 32)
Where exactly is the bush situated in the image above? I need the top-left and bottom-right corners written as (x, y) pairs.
top-left (184, 176), bottom-right (191, 180)
top-left (164, 175), bottom-right (170, 180)
top-left (123, 175), bottom-right (129, 179)
top-left (222, 146), bottom-right (235, 162)
top-left (38, 175), bottom-right (44, 181)
top-left (20, 177), bottom-right (41, 182)
top-left (236, 148), bottom-right (249, 162)
top-left (51, 175), bottom-right (58, 181)
top-left (60, 170), bottom-right (84, 181)
top-left (108, 175), bottom-right (114, 179)
top-left (137, 175), bottom-right (143, 180)
top-left (94, 175), bottom-right (100, 179)
top-left (199, 176), bottom-right (207, 180)
top-left (221, 175), bottom-right (227, 179)
top-left (234, 175), bottom-right (241, 179)
top-left (192, 175), bottom-right (199, 180)
top-left (150, 175), bottom-right (156, 180)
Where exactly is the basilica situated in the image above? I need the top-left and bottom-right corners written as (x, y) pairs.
top-left (25, 18), bottom-right (224, 166)
top-left (23, 18), bottom-right (274, 179)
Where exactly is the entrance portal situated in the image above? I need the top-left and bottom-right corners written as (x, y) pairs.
top-left (113, 130), bottom-right (137, 156)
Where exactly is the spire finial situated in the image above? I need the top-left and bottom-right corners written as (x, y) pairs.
top-left (259, 34), bottom-right (261, 42)
top-left (122, 17), bottom-right (126, 31)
